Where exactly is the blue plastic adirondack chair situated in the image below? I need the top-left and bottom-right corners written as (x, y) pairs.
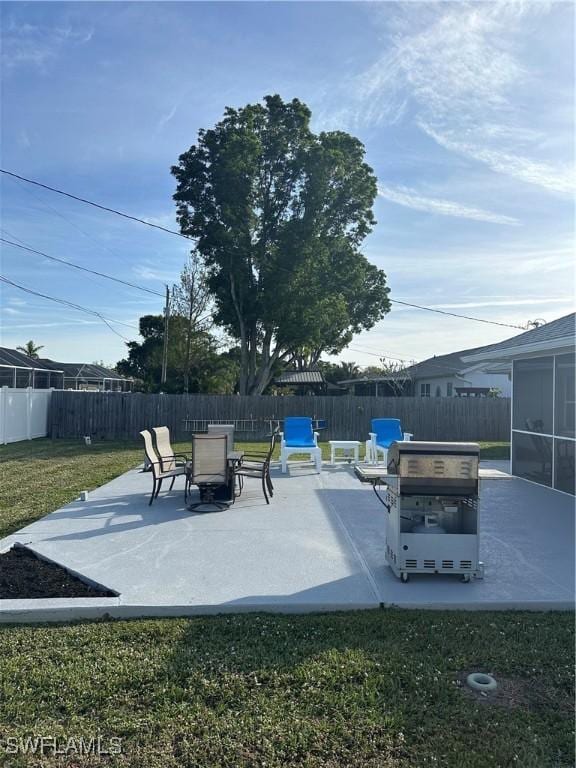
top-left (367, 418), bottom-right (413, 465)
top-left (280, 417), bottom-right (322, 473)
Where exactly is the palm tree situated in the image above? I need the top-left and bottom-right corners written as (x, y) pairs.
top-left (17, 340), bottom-right (44, 359)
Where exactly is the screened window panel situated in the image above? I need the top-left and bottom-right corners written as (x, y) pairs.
top-left (15, 370), bottom-right (32, 388)
top-left (555, 354), bottom-right (575, 438)
top-left (512, 357), bottom-right (553, 434)
top-left (0, 369), bottom-right (15, 386)
top-left (512, 431), bottom-right (552, 487)
top-left (555, 439), bottom-right (575, 495)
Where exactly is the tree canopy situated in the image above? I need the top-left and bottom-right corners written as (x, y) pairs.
top-left (116, 315), bottom-right (237, 394)
top-left (172, 94), bottom-right (390, 394)
top-left (17, 340), bottom-right (44, 359)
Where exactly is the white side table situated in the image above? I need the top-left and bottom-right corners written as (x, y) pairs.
top-left (329, 440), bottom-right (361, 465)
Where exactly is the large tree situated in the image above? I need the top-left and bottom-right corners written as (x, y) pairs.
top-left (172, 94), bottom-right (390, 394)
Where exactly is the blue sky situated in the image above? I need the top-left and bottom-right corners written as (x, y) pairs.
top-left (1, 1), bottom-right (574, 367)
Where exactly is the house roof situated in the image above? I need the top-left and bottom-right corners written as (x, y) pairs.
top-left (275, 369), bottom-right (325, 385)
top-left (462, 313), bottom-right (575, 363)
top-left (39, 359), bottom-right (130, 381)
top-left (0, 347), bottom-right (62, 372)
top-left (338, 345), bottom-right (492, 385)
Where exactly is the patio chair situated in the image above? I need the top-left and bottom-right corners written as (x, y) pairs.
top-left (151, 426), bottom-right (189, 473)
top-left (366, 419), bottom-right (413, 465)
top-left (140, 429), bottom-right (187, 506)
top-left (207, 423), bottom-right (235, 449)
top-left (279, 417), bottom-right (322, 473)
top-left (187, 434), bottom-right (230, 511)
top-left (234, 428), bottom-right (278, 504)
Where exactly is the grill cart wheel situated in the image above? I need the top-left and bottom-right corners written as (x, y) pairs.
top-left (400, 572), bottom-right (410, 583)
top-left (461, 574), bottom-right (471, 583)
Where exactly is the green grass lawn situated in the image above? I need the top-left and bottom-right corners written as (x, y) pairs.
top-left (3, 437), bottom-right (571, 768)
top-left (0, 438), bottom-right (509, 541)
top-left (0, 612), bottom-right (573, 767)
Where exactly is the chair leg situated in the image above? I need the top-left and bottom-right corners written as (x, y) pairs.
top-left (155, 478), bottom-right (163, 498)
top-left (169, 476), bottom-right (176, 491)
top-left (266, 470), bottom-right (274, 496)
top-left (261, 471), bottom-right (270, 504)
top-left (149, 477), bottom-right (156, 506)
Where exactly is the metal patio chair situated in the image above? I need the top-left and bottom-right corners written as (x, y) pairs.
top-left (151, 426), bottom-right (189, 473)
top-left (140, 429), bottom-right (187, 505)
top-left (187, 433), bottom-right (230, 512)
top-left (234, 428), bottom-right (278, 504)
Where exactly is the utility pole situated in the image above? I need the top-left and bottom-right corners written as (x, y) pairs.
top-left (161, 285), bottom-right (170, 386)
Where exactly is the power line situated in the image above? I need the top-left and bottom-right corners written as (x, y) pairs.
top-left (0, 274), bottom-right (139, 341)
top-left (389, 298), bottom-right (524, 329)
top-left (1, 168), bottom-right (527, 331)
top-left (0, 237), bottom-right (164, 297)
top-left (0, 168), bottom-right (195, 241)
top-left (7, 173), bottom-right (147, 275)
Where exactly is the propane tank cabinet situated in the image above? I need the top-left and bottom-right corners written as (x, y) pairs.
top-left (384, 474), bottom-right (482, 582)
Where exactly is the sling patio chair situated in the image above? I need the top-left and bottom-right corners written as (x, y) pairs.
top-left (366, 418), bottom-right (413, 466)
top-left (234, 428), bottom-right (278, 504)
top-left (279, 417), bottom-right (322, 473)
top-left (140, 429), bottom-right (187, 505)
top-left (187, 433), bottom-right (230, 512)
top-left (151, 426), bottom-right (189, 473)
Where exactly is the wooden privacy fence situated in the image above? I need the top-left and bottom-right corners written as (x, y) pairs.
top-left (49, 391), bottom-right (511, 442)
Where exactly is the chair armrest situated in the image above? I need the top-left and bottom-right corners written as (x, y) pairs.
top-left (369, 432), bottom-right (377, 440)
top-left (403, 433), bottom-right (413, 441)
top-left (158, 453), bottom-right (189, 462)
top-left (313, 431), bottom-right (319, 445)
top-left (242, 451), bottom-right (268, 459)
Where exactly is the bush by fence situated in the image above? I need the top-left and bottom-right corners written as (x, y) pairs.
top-left (48, 391), bottom-right (511, 443)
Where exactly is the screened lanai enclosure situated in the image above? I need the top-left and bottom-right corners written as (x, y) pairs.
top-left (512, 353), bottom-right (575, 495)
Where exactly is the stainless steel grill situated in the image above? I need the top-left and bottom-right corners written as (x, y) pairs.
top-left (356, 441), bottom-right (483, 583)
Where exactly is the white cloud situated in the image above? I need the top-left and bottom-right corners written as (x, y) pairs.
top-left (322, 2), bottom-right (573, 198)
top-left (1, 18), bottom-right (94, 72)
top-left (420, 123), bottom-right (575, 196)
top-left (133, 264), bottom-right (176, 283)
top-left (377, 184), bottom-right (519, 225)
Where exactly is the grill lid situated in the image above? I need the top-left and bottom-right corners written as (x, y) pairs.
top-left (387, 441), bottom-right (480, 484)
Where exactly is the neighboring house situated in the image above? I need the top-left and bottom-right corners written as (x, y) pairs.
top-left (39, 360), bottom-right (134, 392)
top-left (463, 313), bottom-right (575, 496)
top-left (0, 347), bottom-right (64, 389)
top-left (274, 368), bottom-right (345, 396)
top-left (338, 346), bottom-right (511, 398)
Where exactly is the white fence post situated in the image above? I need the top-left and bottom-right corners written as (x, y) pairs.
top-left (0, 386), bottom-right (6, 445)
top-left (26, 386), bottom-right (32, 440)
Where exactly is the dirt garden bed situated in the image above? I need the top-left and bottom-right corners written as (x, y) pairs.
top-left (0, 546), bottom-right (117, 599)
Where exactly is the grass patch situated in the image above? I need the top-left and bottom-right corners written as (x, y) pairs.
top-left (0, 611), bottom-right (573, 767)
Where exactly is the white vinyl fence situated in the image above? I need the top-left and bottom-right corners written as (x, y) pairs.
top-left (0, 387), bottom-right (53, 444)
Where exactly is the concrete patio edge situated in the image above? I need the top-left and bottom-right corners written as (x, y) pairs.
top-left (0, 595), bottom-right (572, 624)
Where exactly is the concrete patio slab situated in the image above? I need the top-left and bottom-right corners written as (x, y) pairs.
top-left (0, 461), bottom-right (573, 622)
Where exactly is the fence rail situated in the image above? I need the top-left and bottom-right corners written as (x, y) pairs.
top-left (48, 391), bottom-right (511, 443)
